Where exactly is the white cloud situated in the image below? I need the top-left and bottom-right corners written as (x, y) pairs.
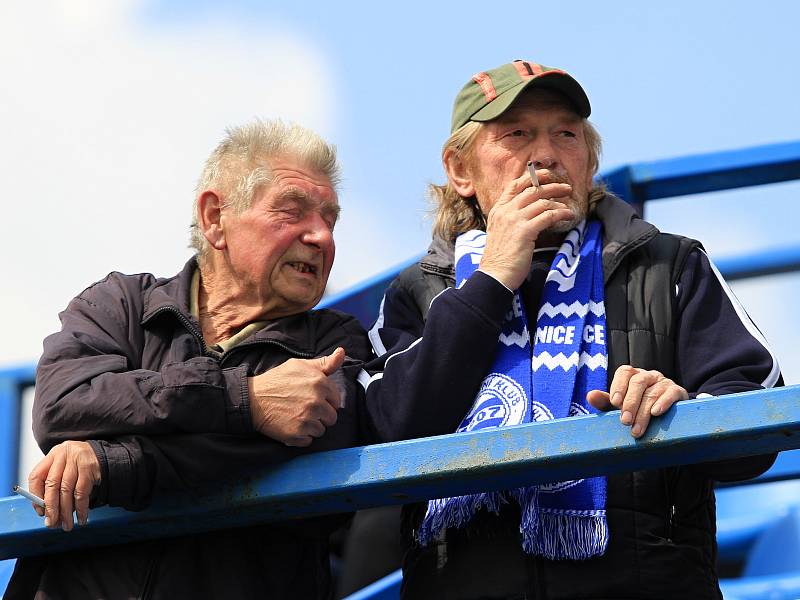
top-left (0, 1), bottom-right (338, 364)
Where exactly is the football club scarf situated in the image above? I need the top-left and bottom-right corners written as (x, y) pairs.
top-left (417, 220), bottom-right (609, 559)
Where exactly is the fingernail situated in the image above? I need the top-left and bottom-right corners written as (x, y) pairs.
top-left (621, 411), bottom-right (632, 425)
top-left (44, 516), bottom-right (51, 527)
top-left (651, 403), bottom-right (662, 416)
top-left (612, 392), bottom-right (622, 405)
top-left (632, 424), bottom-right (642, 437)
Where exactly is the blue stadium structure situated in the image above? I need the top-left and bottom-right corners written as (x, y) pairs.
top-left (1, 140), bottom-right (799, 599)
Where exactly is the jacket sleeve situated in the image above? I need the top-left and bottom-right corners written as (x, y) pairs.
top-left (674, 249), bottom-right (782, 481)
top-left (87, 317), bottom-right (370, 511)
top-left (34, 273), bottom-right (252, 452)
top-left (88, 434), bottom-right (299, 511)
top-left (358, 269), bottom-right (513, 443)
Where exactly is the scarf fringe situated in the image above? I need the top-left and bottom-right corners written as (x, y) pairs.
top-left (521, 509), bottom-right (609, 560)
top-left (417, 491), bottom-right (507, 546)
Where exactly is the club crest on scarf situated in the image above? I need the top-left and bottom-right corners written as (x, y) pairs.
top-left (418, 221), bottom-right (609, 560)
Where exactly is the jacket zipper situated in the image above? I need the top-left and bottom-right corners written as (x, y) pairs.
top-left (220, 339), bottom-right (314, 366)
top-left (663, 468), bottom-right (677, 542)
top-left (147, 306), bottom-right (209, 354)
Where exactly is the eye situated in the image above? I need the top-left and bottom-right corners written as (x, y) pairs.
top-left (283, 208), bottom-right (303, 220)
top-left (510, 129), bottom-right (527, 137)
top-left (558, 129), bottom-right (577, 138)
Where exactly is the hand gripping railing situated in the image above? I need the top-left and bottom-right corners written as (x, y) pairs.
top-left (2, 385), bottom-right (799, 559)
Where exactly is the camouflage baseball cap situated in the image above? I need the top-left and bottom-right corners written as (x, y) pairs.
top-left (450, 60), bottom-right (591, 133)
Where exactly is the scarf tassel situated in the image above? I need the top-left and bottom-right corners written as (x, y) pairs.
top-left (521, 508), bottom-right (609, 560)
top-left (417, 491), bottom-right (507, 546)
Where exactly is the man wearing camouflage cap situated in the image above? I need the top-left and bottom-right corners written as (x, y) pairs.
top-left (364, 60), bottom-right (781, 598)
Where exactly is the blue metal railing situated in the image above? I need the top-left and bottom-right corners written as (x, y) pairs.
top-left (2, 387), bottom-right (799, 559)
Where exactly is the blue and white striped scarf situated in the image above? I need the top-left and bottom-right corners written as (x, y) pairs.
top-left (417, 220), bottom-right (609, 560)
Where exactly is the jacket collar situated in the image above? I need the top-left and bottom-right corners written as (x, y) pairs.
top-left (420, 235), bottom-right (456, 282)
top-left (594, 193), bottom-right (659, 282)
top-left (141, 256), bottom-right (318, 355)
top-left (419, 193), bottom-right (659, 284)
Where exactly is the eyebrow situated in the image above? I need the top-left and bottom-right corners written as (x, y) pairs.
top-left (278, 186), bottom-right (341, 222)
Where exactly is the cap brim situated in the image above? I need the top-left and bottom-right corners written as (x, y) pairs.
top-left (470, 72), bottom-right (591, 122)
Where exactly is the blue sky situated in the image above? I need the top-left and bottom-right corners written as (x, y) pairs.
top-left (2, 0), bottom-right (799, 381)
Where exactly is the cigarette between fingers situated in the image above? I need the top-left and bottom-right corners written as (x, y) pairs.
top-left (13, 485), bottom-right (46, 509)
top-left (527, 161), bottom-right (539, 189)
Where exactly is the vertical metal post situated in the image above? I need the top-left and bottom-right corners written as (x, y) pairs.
top-left (0, 376), bottom-right (21, 496)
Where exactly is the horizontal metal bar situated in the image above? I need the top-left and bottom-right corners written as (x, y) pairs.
top-left (342, 568), bottom-right (402, 600)
top-left (715, 244), bottom-right (800, 281)
top-left (2, 385), bottom-right (799, 559)
top-left (601, 140), bottom-right (800, 204)
top-left (0, 365), bottom-right (36, 385)
top-left (718, 449), bottom-right (800, 489)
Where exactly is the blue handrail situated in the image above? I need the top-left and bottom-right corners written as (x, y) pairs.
top-left (2, 386), bottom-right (799, 559)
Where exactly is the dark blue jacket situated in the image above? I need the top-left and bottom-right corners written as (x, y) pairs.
top-left (364, 194), bottom-right (781, 600)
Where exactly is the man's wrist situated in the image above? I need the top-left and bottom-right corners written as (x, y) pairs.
top-left (476, 268), bottom-right (514, 293)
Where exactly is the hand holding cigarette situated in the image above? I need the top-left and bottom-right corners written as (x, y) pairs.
top-left (27, 440), bottom-right (102, 531)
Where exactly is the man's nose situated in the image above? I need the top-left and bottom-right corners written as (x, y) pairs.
top-left (532, 155), bottom-right (556, 170)
top-left (530, 138), bottom-right (557, 170)
top-left (301, 213), bottom-right (333, 248)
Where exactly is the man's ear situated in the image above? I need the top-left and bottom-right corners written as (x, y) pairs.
top-left (444, 149), bottom-right (476, 198)
top-left (197, 191), bottom-right (226, 250)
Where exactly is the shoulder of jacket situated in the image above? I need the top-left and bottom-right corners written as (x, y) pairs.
top-left (75, 270), bottom-right (158, 302)
top-left (642, 233), bottom-right (703, 285)
top-left (310, 308), bottom-right (371, 359)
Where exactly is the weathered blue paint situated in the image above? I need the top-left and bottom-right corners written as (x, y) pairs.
top-left (1, 386), bottom-right (799, 560)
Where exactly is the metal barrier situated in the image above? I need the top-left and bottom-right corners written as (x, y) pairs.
top-left (2, 387), bottom-right (799, 559)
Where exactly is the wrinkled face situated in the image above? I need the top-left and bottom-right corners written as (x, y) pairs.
top-left (462, 89), bottom-right (594, 232)
top-left (220, 156), bottom-right (339, 319)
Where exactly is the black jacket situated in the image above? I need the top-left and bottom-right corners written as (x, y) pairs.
top-left (8, 257), bottom-right (478, 600)
top-left (364, 195), bottom-right (781, 600)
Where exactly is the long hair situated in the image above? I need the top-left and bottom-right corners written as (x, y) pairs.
top-left (189, 118), bottom-right (340, 257)
top-left (430, 118), bottom-right (605, 242)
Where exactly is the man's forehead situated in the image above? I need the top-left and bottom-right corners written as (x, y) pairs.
top-left (272, 183), bottom-right (340, 214)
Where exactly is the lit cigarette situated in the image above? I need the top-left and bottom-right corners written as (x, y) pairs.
top-left (12, 485), bottom-right (46, 509)
top-left (527, 161), bottom-right (539, 189)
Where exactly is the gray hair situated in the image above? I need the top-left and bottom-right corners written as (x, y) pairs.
top-left (190, 118), bottom-right (340, 257)
top-left (430, 117), bottom-right (605, 242)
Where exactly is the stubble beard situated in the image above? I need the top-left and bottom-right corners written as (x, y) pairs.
top-left (543, 193), bottom-right (589, 234)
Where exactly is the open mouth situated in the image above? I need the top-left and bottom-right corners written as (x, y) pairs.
top-left (287, 261), bottom-right (317, 275)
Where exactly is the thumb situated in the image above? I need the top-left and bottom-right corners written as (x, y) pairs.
top-left (318, 347), bottom-right (346, 376)
top-left (586, 390), bottom-right (613, 412)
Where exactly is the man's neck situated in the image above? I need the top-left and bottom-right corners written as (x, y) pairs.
top-left (196, 265), bottom-right (267, 346)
